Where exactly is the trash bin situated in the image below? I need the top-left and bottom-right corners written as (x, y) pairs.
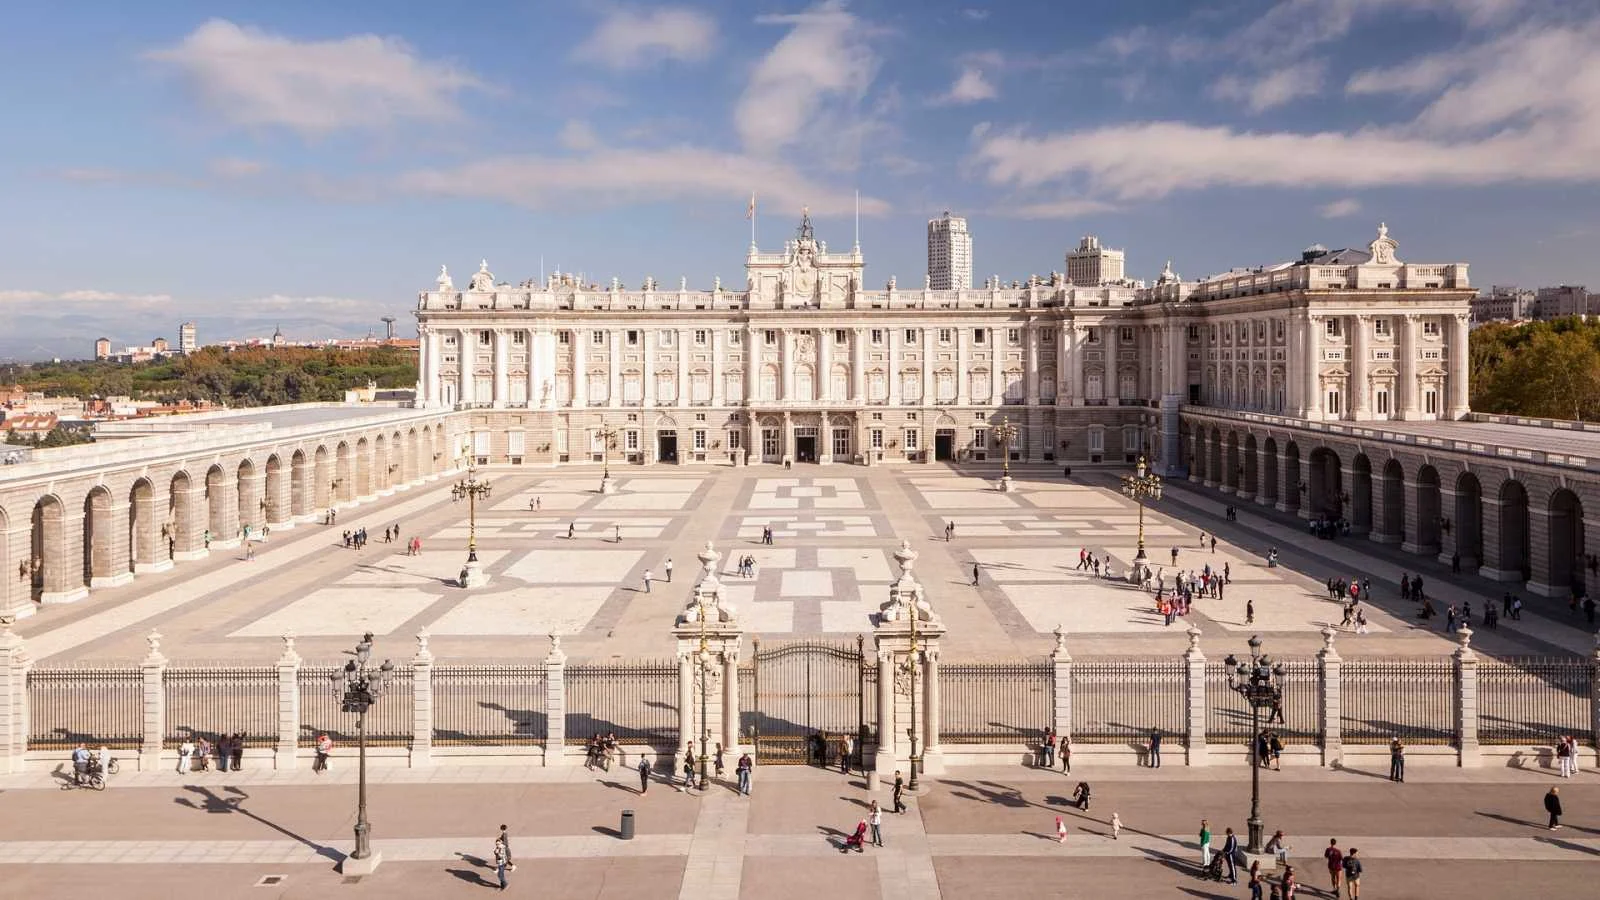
top-left (620, 809), bottom-right (635, 840)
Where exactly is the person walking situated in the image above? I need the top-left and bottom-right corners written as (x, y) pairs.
top-left (638, 756), bottom-right (651, 794)
top-left (1545, 786), bottom-right (1564, 829)
top-left (869, 800), bottom-right (884, 846)
top-left (1342, 848), bottom-right (1363, 899)
top-left (892, 771), bottom-right (907, 813)
top-left (665, 558), bottom-right (674, 583)
top-left (71, 743), bottom-right (89, 785)
top-left (1324, 839), bottom-right (1344, 895)
top-left (642, 570), bottom-right (653, 593)
top-left (1221, 827), bottom-right (1239, 882)
top-left (1110, 812), bottom-right (1122, 840)
top-left (736, 751), bottom-right (753, 795)
top-left (1389, 737), bottom-right (1405, 782)
top-left (314, 733), bottom-right (332, 773)
top-left (841, 734), bottom-right (853, 774)
top-left (497, 824), bottom-right (514, 871)
top-left (1060, 734), bottom-right (1071, 774)
top-left (1148, 730), bottom-right (1162, 768)
top-left (177, 738), bottom-right (194, 774)
top-left (492, 836), bottom-right (510, 891)
top-left (971, 562), bottom-right (980, 587)
top-left (1558, 734), bottom-right (1574, 778)
top-left (1199, 819), bottom-right (1213, 868)
top-left (1246, 598), bottom-right (1255, 625)
top-left (682, 749), bottom-right (697, 791)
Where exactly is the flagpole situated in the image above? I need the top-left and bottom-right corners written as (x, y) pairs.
top-left (854, 189), bottom-right (860, 250)
top-left (750, 191), bottom-right (758, 249)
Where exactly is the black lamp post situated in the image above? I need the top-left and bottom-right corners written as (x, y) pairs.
top-left (1121, 455), bottom-right (1163, 583)
top-left (330, 632), bottom-right (394, 868)
top-left (695, 595), bottom-right (711, 791)
top-left (451, 454), bottom-right (491, 574)
top-left (902, 609), bottom-right (922, 791)
top-left (1222, 635), bottom-right (1285, 853)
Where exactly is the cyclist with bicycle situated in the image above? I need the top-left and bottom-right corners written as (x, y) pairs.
top-left (70, 743), bottom-right (90, 785)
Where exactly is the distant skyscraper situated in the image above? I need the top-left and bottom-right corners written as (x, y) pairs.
top-left (926, 211), bottom-right (972, 290)
top-left (179, 322), bottom-right (197, 354)
top-left (94, 337), bottom-right (111, 360)
top-left (1066, 235), bottom-right (1125, 286)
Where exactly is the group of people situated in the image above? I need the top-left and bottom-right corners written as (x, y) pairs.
top-left (1035, 726), bottom-right (1071, 772)
top-left (176, 733), bottom-right (247, 773)
top-left (1075, 547), bottom-right (1117, 579)
top-left (1307, 517), bottom-right (1351, 540)
top-left (733, 554), bottom-right (759, 578)
top-left (341, 527), bottom-right (370, 549)
top-left (69, 743), bottom-right (113, 785)
top-left (1256, 729), bottom-right (1286, 769)
top-left (809, 730), bottom-right (859, 773)
top-left (584, 733), bottom-right (623, 771)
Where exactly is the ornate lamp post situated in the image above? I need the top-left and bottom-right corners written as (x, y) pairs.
top-left (597, 424), bottom-right (620, 494)
top-left (993, 416), bottom-right (1019, 493)
top-left (695, 594), bottom-right (711, 791)
top-left (451, 450), bottom-right (492, 588)
top-left (1121, 455), bottom-right (1162, 584)
top-left (1222, 635), bottom-right (1286, 854)
top-left (330, 632), bottom-right (395, 873)
top-left (901, 608), bottom-right (923, 790)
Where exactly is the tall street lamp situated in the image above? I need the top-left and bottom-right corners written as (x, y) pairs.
top-left (598, 424), bottom-right (620, 494)
top-left (451, 450), bottom-right (492, 588)
top-left (695, 595), bottom-right (711, 791)
top-left (331, 632), bottom-right (395, 874)
top-left (901, 609), bottom-right (923, 791)
top-left (1223, 635), bottom-right (1285, 854)
top-left (1121, 455), bottom-right (1162, 584)
top-left (993, 416), bottom-right (1019, 493)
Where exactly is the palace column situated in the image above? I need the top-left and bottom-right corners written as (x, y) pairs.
top-left (643, 331), bottom-right (656, 407)
top-left (1447, 314), bottom-right (1470, 419)
top-left (956, 329), bottom-right (970, 406)
top-left (1103, 325), bottom-right (1119, 404)
top-left (1063, 323), bottom-right (1079, 406)
top-left (1397, 314), bottom-right (1419, 418)
top-left (572, 328), bottom-right (588, 406)
top-left (990, 329), bottom-right (1005, 404)
top-left (457, 328), bottom-right (474, 406)
top-left (851, 328), bottom-right (866, 404)
top-left (922, 328), bottom-right (935, 408)
top-left (1025, 324), bottom-right (1040, 405)
top-left (608, 330), bottom-right (622, 408)
top-left (677, 329), bottom-right (690, 409)
top-left (1350, 314), bottom-right (1370, 421)
top-left (1302, 315), bottom-right (1322, 419)
top-left (416, 326), bottom-right (432, 405)
top-left (493, 329), bottom-right (510, 408)
top-left (782, 329), bottom-right (795, 403)
top-left (746, 324), bottom-right (759, 402)
top-left (887, 328), bottom-right (902, 405)
top-left (711, 330), bottom-right (725, 407)
top-left (818, 329), bottom-right (833, 403)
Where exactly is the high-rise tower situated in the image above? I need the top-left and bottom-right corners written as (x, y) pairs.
top-left (926, 211), bottom-right (972, 290)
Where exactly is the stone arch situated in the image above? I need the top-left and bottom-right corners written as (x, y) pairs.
top-left (1546, 488), bottom-right (1585, 594)
top-left (1415, 465), bottom-right (1442, 555)
top-left (374, 433), bottom-right (390, 492)
top-left (794, 364), bottom-right (815, 402)
top-left (167, 470), bottom-right (195, 559)
top-left (237, 457), bottom-right (259, 537)
top-left (406, 427), bottom-right (420, 482)
top-left (1207, 427), bottom-right (1222, 485)
top-left (392, 430), bottom-right (405, 484)
top-left (1350, 454), bottom-right (1373, 536)
top-left (1308, 447), bottom-right (1342, 520)
top-left (1454, 472), bottom-right (1483, 568)
top-left (83, 485), bottom-right (117, 587)
top-left (265, 454), bottom-right (284, 524)
top-left (205, 464), bottom-right (229, 542)
top-left (31, 493), bottom-right (81, 604)
top-left (128, 477), bottom-right (159, 574)
top-left (355, 436), bottom-right (373, 498)
top-left (1378, 459), bottom-right (1405, 543)
top-left (1282, 441), bottom-right (1302, 513)
top-left (0, 504), bottom-right (9, 615)
top-left (1498, 479), bottom-right (1530, 581)
top-left (1241, 434), bottom-right (1259, 498)
top-left (290, 449), bottom-right (310, 518)
top-left (419, 426), bottom-right (433, 476)
top-left (313, 445), bottom-right (332, 509)
top-left (1224, 431), bottom-right (1241, 492)
top-left (1261, 436), bottom-right (1280, 505)
top-left (335, 441), bottom-right (353, 503)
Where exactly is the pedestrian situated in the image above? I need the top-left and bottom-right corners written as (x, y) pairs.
top-left (497, 824), bottom-right (514, 871)
top-left (1246, 598), bottom-right (1255, 625)
top-left (1221, 827), bottom-right (1239, 882)
top-left (1558, 735), bottom-right (1574, 778)
top-left (314, 733), bottom-right (332, 773)
top-left (492, 836), bottom-right (510, 891)
top-left (1060, 734), bottom-right (1071, 774)
top-left (869, 800), bottom-right (884, 846)
top-left (1110, 812), bottom-right (1122, 840)
top-left (736, 751), bottom-right (753, 795)
top-left (568, 523), bottom-right (575, 539)
top-left (665, 558), bottom-right (674, 583)
top-left (216, 734), bottom-right (231, 772)
top-left (715, 743), bottom-right (726, 777)
top-left (1545, 786), bottom-right (1563, 829)
top-left (1210, 535), bottom-right (1217, 553)
top-left (638, 756), bottom-right (651, 793)
top-left (232, 733), bottom-right (245, 771)
top-left (1248, 862), bottom-right (1264, 900)
top-left (1389, 737), bottom-right (1405, 782)
top-left (642, 570), bottom-right (653, 593)
top-left (615, 524), bottom-right (622, 542)
top-left (535, 497), bottom-right (541, 511)
top-left (1056, 815), bottom-right (1067, 843)
top-left (841, 734), bottom-right (853, 774)
top-left (971, 562), bottom-right (980, 586)
top-left (1324, 839), bottom-right (1344, 895)
top-left (1148, 730), bottom-right (1162, 768)
top-left (1199, 531), bottom-right (1207, 549)
top-left (1199, 818), bottom-right (1212, 867)
top-left (71, 743), bottom-right (89, 785)
top-left (892, 770), bottom-right (907, 813)
top-left (178, 738), bottom-right (194, 773)
top-left (1342, 848), bottom-right (1363, 899)
top-left (1171, 546), bottom-right (1179, 564)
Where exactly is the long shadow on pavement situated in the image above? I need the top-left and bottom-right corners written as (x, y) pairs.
top-left (174, 785), bottom-right (341, 865)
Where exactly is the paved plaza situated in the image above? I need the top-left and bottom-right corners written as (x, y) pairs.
top-left (0, 761), bottom-right (1595, 898)
top-left (10, 463), bottom-right (1598, 664)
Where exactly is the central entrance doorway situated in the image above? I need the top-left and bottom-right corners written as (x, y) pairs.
top-left (795, 427), bottom-right (818, 463)
top-left (742, 638), bottom-right (871, 765)
top-left (657, 431), bottom-right (678, 463)
top-left (934, 429), bottom-right (955, 462)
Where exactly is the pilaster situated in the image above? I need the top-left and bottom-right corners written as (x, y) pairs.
top-left (410, 629), bottom-right (434, 767)
top-left (140, 630), bottom-right (166, 769)
top-left (0, 617), bottom-right (31, 773)
top-left (275, 633), bottom-right (301, 769)
top-left (543, 635), bottom-right (569, 765)
top-left (1454, 626), bottom-right (1479, 767)
top-left (672, 542), bottom-right (743, 776)
top-left (1050, 626), bottom-right (1072, 743)
top-left (1318, 626), bottom-right (1341, 766)
top-left (872, 541), bottom-right (947, 785)
top-left (1184, 626), bottom-right (1207, 766)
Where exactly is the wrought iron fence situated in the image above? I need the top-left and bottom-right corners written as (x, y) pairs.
top-left (565, 661), bottom-right (677, 745)
top-left (432, 665), bottom-right (547, 745)
top-left (1205, 658), bottom-right (1320, 746)
top-left (1340, 658), bottom-right (1455, 745)
top-left (1071, 659), bottom-right (1187, 744)
top-left (164, 667), bottom-right (278, 747)
top-left (741, 640), bottom-right (867, 764)
top-left (941, 661), bottom-right (1052, 743)
top-left (296, 665), bottom-right (415, 748)
top-left (1478, 658), bottom-right (1594, 745)
top-left (27, 667), bottom-right (144, 750)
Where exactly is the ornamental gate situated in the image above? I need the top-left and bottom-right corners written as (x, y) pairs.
top-left (741, 638), bottom-right (869, 765)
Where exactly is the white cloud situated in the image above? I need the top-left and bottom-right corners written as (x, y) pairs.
top-left (1210, 61), bottom-right (1325, 113)
top-left (0, 289), bottom-right (173, 304)
top-left (1318, 198), bottom-right (1362, 218)
top-left (972, 17), bottom-right (1600, 201)
top-left (993, 198), bottom-right (1117, 220)
top-left (145, 19), bottom-right (483, 136)
top-left (969, 121), bottom-right (992, 140)
top-left (1236, 0), bottom-right (1528, 62)
top-left (932, 66), bottom-right (998, 105)
top-left (961, 8), bottom-right (990, 20)
top-left (396, 147), bottom-right (886, 218)
top-left (735, 1), bottom-right (879, 155)
top-left (558, 120), bottom-right (601, 151)
top-left (573, 6), bottom-right (717, 69)
top-left (208, 157), bottom-right (267, 178)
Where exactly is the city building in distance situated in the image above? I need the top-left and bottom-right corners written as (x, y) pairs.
top-left (926, 211), bottom-right (972, 291)
top-left (1066, 235), bottom-right (1126, 287)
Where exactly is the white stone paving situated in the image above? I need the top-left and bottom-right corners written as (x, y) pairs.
top-left (230, 587), bottom-right (442, 638)
top-left (426, 585), bottom-right (612, 636)
top-left (502, 549), bottom-right (644, 584)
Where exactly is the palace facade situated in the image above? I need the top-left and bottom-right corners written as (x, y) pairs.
top-left (413, 216), bottom-right (1472, 475)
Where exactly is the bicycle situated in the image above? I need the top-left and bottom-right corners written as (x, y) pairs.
top-left (61, 767), bottom-right (106, 791)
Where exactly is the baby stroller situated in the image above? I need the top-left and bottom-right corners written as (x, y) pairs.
top-left (840, 820), bottom-right (868, 853)
top-left (1202, 849), bottom-right (1228, 881)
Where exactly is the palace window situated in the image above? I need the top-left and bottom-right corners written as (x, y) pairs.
top-left (694, 330), bottom-right (708, 346)
top-left (1324, 319), bottom-right (1341, 337)
top-left (904, 429), bottom-right (919, 450)
top-left (868, 370), bottom-right (888, 401)
top-left (728, 430), bottom-right (742, 450)
top-left (938, 328), bottom-right (953, 344)
top-left (1275, 321), bottom-right (1285, 340)
top-left (478, 332), bottom-right (492, 346)
top-left (1041, 330), bottom-right (1054, 344)
top-left (1423, 320), bottom-right (1440, 336)
top-left (765, 330), bottom-right (777, 346)
top-left (626, 330), bottom-right (640, 346)
top-left (512, 332), bottom-right (526, 345)
top-left (558, 331), bottom-right (570, 345)
top-left (1188, 325), bottom-right (1199, 340)
top-left (592, 331), bottom-right (606, 345)
top-left (658, 331), bottom-right (674, 347)
top-left (1086, 329), bottom-right (1100, 344)
top-left (693, 430), bottom-right (706, 451)
top-left (871, 429), bottom-right (884, 449)
top-left (905, 328), bottom-right (918, 343)
top-left (901, 371), bottom-right (921, 401)
top-left (1008, 328), bottom-right (1021, 344)
top-left (1120, 327), bottom-right (1133, 342)
top-left (871, 329), bottom-right (885, 345)
top-left (730, 331), bottom-right (742, 345)
top-left (1374, 319), bottom-right (1390, 338)
top-left (1326, 389), bottom-right (1343, 415)
top-left (1376, 389), bottom-right (1390, 415)
top-left (836, 329), bottom-right (848, 344)
top-left (973, 329), bottom-right (986, 345)
top-left (1087, 427), bottom-right (1105, 453)
top-left (1424, 388), bottom-right (1440, 414)
top-left (625, 430), bottom-right (638, 451)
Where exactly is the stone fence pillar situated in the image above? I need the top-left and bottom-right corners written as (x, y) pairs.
top-left (275, 633), bottom-right (301, 769)
top-left (544, 635), bottom-right (569, 765)
top-left (1455, 626), bottom-right (1480, 767)
top-left (1318, 626), bottom-right (1341, 767)
top-left (871, 540), bottom-right (946, 788)
top-left (140, 630), bottom-right (166, 769)
top-left (410, 629), bottom-right (434, 767)
top-left (1050, 626), bottom-right (1072, 745)
top-left (672, 542), bottom-right (742, 778)
top-left (0, 617), bottom-right (30, 774)
top-left (1184, 626), bottom-right (1207, 766)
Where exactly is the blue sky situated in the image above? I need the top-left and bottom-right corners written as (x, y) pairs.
top-left (2, 0), bottom-right (1598, 360)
